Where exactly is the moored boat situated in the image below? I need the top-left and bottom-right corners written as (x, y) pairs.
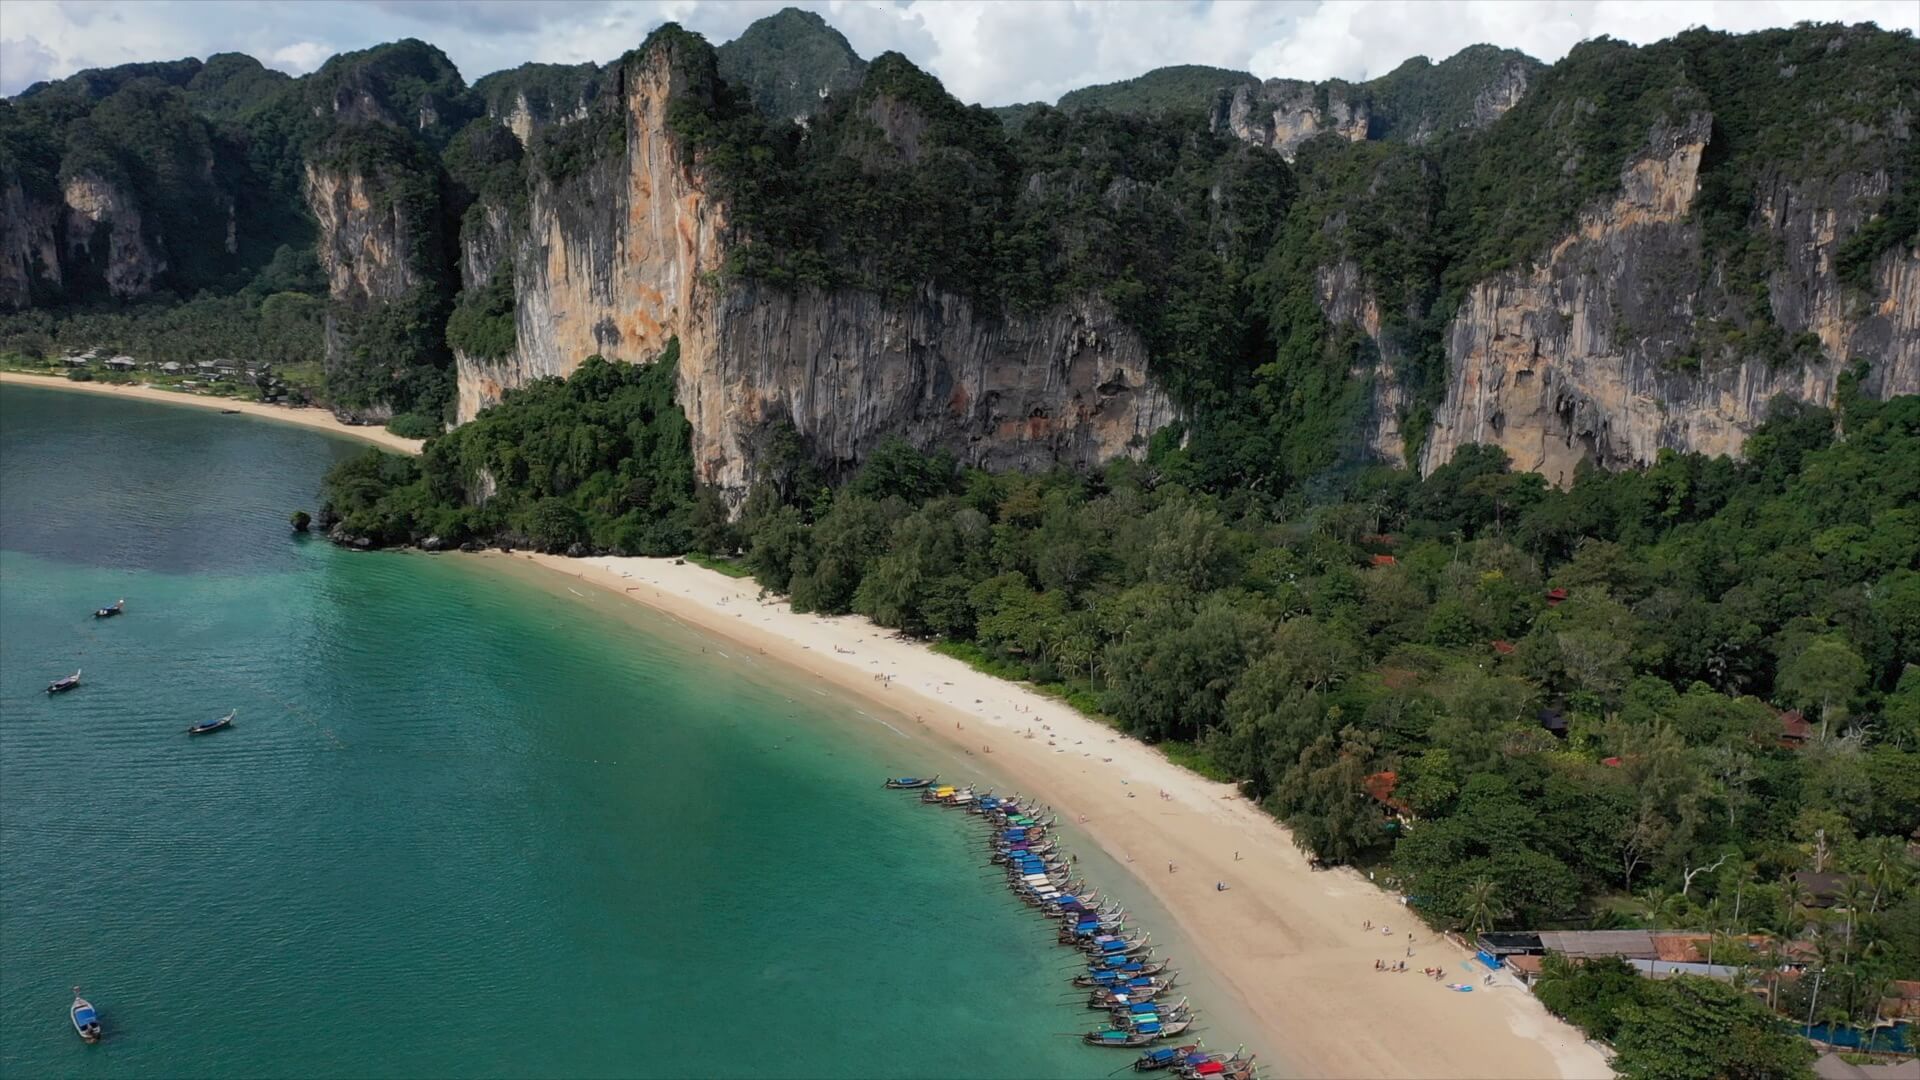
top-left (46, 669), bottom-right (81, 694)
top-left (883, 774), bottom-right (937, 790)
top-left (70, 988), bottom-right (101, 1043)
top-left (93, 599), bottom-right (125, 618)
top-left (187, 709), bottom-right (235, 735)
top-left (1131, 1043), bottom-right (1205, 1072)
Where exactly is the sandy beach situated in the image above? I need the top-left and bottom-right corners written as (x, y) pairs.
top-left (0, 372), bottom-right (425, 454)
top-left (513, 551), bottom-right (1615, 1080)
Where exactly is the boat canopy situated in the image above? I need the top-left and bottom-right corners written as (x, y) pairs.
top-left (73, 1006), bottom-right (95, 1023)
top-left (1195, 1063), bottom-right (1226, 1076)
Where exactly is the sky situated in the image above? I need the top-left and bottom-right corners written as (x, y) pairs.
top-left (2, 0), bottom-right (1916, 104)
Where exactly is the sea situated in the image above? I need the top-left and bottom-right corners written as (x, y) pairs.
top-left (0, 385), bottom-right (1149, 1078)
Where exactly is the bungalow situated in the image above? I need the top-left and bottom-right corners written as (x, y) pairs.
top-left (1491, 640), bottom-right (1517, 656)
top-left (1792, 871), bottom-right (1855, 909)
top-left (61, 355), bottom-right (91, 367)
top-left (1370, 554), bottom-right (1398, 567)
top-left (104, 355), bottom-right (136, 371)
top-left (1545, 588), bottom-right (1569, 607)
top-left (1779, 709), bottom-right (1814, 747)
top-left (160, 361), bottom-right (184, 375)
top-left (1538, 706), bottom-right (1568, 738)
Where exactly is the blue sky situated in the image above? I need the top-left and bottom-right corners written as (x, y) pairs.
top-left (3, 0), bottom-right (1916, 104)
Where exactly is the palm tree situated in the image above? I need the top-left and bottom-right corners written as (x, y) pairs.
top-left (1462, 878), bottom-right (1508, 938)
top-left (1639, 886), bottom-right (1679, 931)
top-left (1836, 878), bottom-right (1873, 966)
top-left (1863, 836), bottom-right (1911, 913)
top-left (1780, 874), bottom-right (1814, 935)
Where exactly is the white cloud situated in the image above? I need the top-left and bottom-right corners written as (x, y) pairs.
top-left (269, 41), bottom-right (333, 75)
top-left (1250, 0), bottom-right (1920, 83)
top-left (1, 36), bottom-right (61, 91)
top-left (2, 0), bottom-right (1915, 102)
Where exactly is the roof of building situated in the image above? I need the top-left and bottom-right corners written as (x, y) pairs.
top-left (1477, 932), bottom-right (1543, 953)
top-left (1537, 930), bottom-right (1659, 959)
top-left (1491, 640), bottom-right (1517, 655)
top-left (1370, 554), bottom-right (1398, 567)
top-left (1794, 871), bottom-right (1851, 903)
top-left (1780, 710), bottom-right (1813, 741)
top-left (1813, 1053), bottom-right (1920, 1080)
top-left (1505, 954), bottom-right (1544, 975)
top-left (1627, 958), bottom-right (1742, 980)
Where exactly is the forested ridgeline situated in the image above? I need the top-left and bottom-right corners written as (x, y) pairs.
top-left (327, 357), bottom-right (1919, 1005)
top-left (7, 18), bottom-right (1915, 461)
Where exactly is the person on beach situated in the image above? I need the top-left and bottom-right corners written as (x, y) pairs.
top-left (1364, 920), bottom-right (1373, 930)
top-left (1215, 881), bottom-right (1228, 891)
top-left (1168, 862), bottom-right (1177, 874)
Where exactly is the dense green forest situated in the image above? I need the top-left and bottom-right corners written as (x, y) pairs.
top-left (320, 348), bottom-right (708, 555)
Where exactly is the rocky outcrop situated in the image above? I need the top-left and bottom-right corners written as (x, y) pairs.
top-left (0, 177), bottom-right (63, 309)
top-left (1316, 260), bottom-right (1407, 467)
top-left (61, 174), bottom-right (164, 298)
top-left (307, 165), bottom-right (421, 304)
top-left (1224, 81), bottom-right (1369, 161)
top-left (1419, 116), bottom-right (1920, 483)
top-left (306, 162), bottom-right (434, 422)
top-left (458, 40), bottom-right (1174, 499)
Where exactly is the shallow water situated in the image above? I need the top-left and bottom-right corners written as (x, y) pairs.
top-left (0, 386), bottom-right (1129, 1078)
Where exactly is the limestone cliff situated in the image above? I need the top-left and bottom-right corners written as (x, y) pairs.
top-left (305, 161), bottom-right (435, 422)
top-left (457, 39), bottom-right (1174, 498)
top-left (0, 177), bottom-right (63, 308)
top-left (61, 174), bottom-right (165, 298)
top-left (1224, 81), bottom-right (1369, 162)
top-left (1418, 116), bottom-right (1919, 482)
top-left (1315, 260), bottom-right (1408, 468)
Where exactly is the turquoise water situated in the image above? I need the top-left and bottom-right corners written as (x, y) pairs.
top-left (0, 386), bottom-right (1118, 1078)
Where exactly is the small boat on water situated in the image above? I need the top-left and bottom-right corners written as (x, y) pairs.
top-left (46, 669), bottom-right (81, 694)
top-left (1131, 1042), bottom-right (1205, 1072)
top-left (187, 710), bottom-right (235, 735)
top-left (883, 774), bottom-right (938, 790)
top-left (93, 599), bottom-right (125, 618)
top-left (1085, 1017), bottom-right (1191, 1048)
top-left (70, 988), bottom-right (101, 1043)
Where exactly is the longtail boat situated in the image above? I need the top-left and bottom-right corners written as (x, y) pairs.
top-left (1085, 1017), bottom-right (1192, 1048)
top-left (46, 669), bottom-right (81, 694)
top-left (884, 774), bottom-right (937, 789)
top-left (1132, 1043), bottom-right (1206, 1072)
top-left (187, 710), bottom-right (235, 735)
top-left (93, 599), bottom-right (125, 619)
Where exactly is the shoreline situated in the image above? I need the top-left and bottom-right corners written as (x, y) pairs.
top-left (0, 372), bottom-right (425, 454)
top-left (501, 551), bottom-right (1615, 1080)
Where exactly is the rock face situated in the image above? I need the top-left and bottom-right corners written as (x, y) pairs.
top-left (1316, 260), bottom-right (1408, 468)
top-left (306, 162), bottom-right (432, 422)
top-left (1418, 116), bottom-right (1920, 482)
top-left (458, 41), bottom-right (1174, 499)
top-left (0, 177), bottom-right (64, 308)
top-left (61, 174), bottom-right (165, 298)
top-left (1224, 81), bottom-right (1370, 161)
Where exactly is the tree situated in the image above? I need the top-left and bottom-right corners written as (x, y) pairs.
top-left (1534, 954), bottom-right (1643, 1041)
top-left (1461, 877), bottom-right (1509, 936)
top-left (1612, 976), bottom-right (1814, 1080)
top-left (1640, 887), bottom-right (1680, 931)
top-left (1776, 636), bottom-right (1866, 740)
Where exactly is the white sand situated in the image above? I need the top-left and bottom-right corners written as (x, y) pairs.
top-left (518, 552), bottom-right (1616, 1080)
top-left (0, 372), bottom-right (425, 454)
